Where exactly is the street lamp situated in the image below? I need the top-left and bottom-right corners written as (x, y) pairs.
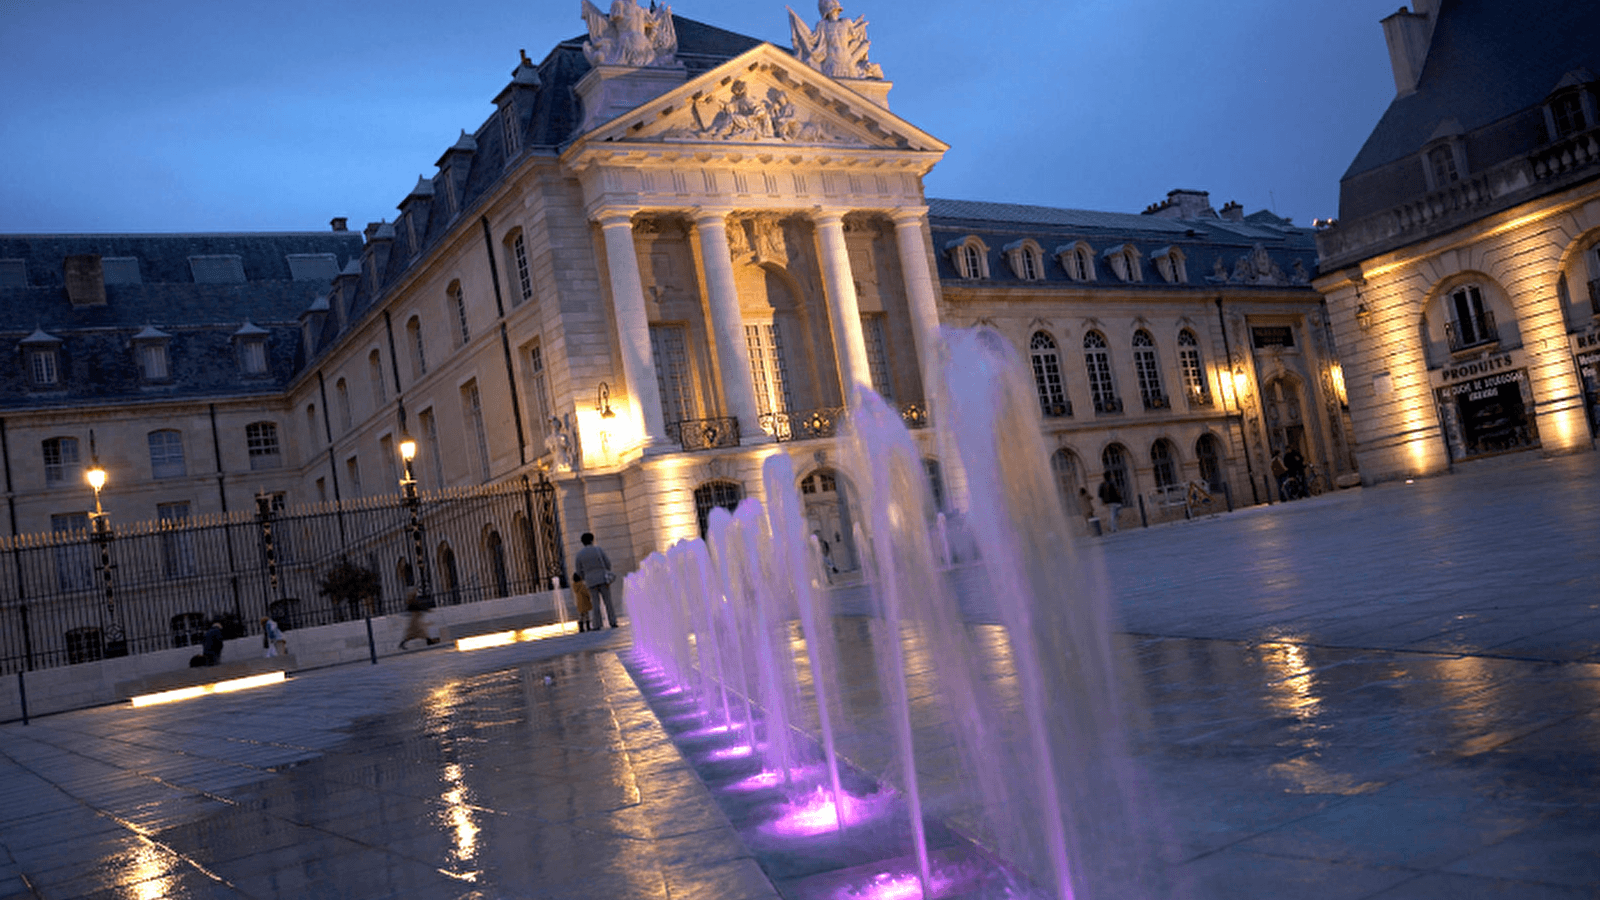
top-left (397, 432), bottom-right (429, 606)
top-left (597, 381), bottom-right (616, 419)
top-left (83, 432), bottom-right (124, 656)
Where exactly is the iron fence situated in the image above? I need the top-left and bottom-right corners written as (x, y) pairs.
top-left (0, 475), bottom-right (564, 674)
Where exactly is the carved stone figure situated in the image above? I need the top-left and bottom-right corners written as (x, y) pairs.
top-left (581, 0), bottom-right (676, 68)
top-left (789, 0), bottom-right (884, 80)
top-left (544, 416), bottom-right (573, 471)
top-left (1230, 243), bottom-right (1287, 285)
top-left (678, 80), bottom-right (852, 144)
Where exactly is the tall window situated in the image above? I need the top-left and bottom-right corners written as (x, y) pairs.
top-left (651, 324), bottom-right (695, 428)
top-left (694, 480), bottom-right (744, 538)
top-left (449, 283), bottom-right (470, 347)
top-left (305, 404), bottom-right (320, 446)
top-left (138, 342), bottom-right (169, 381)
top-left (746, 322), bottom-right (794, 419)
top-left (1102, 444), bottom-right (1131, 505)
top-left (526, 341), bottom-right (553, 446)
top-left (1428, 145), bottom-right (1459, 187)
top-left (157, 502), bottom-right (196, 577)
top-left (511, 232), bottom-right (533, 306)
top-left (420, 408), bottom-right (444, 488)
top-left (51, 513), bottom-right (93, 592)
top-left (1448, 285), bottom-right (1491, 347)
top-left (246, 422), bottom-right (281, 470)
top-left (1551, 91), bottom-right (1587, 138)
top-left (1030, 331), bottom-right (1069, 417)
top-left (29, 348), bottom-right (58, 386)
top-left (148, 430), bottom-right (186, 478)
top-left (1133, 330), bottom-right (1167, 409)
top-left (1063, 246), bottom-right (1092, 281)
top-left (380, 435), bottom-right (398, 488)
top-left (1150, 439), bottom-right (1178, 489)
top-left (1084, 331), bottom-right (1119, 414)
top-left (486, 530), bottom-right (509, 598)
top-left (463, 381), bottom-right (490, 481)
top-left (336, 378), bottom-right (352, 431)
top-left (406, 315), bottom-right (427, 379)
top-left (42, 437), bottom-right (80, 486)
top-left (368, 350), bottom-right (386, 405)
top-left (960, 244), bottom-right (983, 279)
top-left (862, 314), bottom-right (894, 401)
top-left (1018, 246), bottom-right (1040, 280)
top-left (1178, 330), bottom-right (1210, 406)
top-left (501, 103), bottom-right (521, 156)
top-left (346, 455), bottom-right (362, 496)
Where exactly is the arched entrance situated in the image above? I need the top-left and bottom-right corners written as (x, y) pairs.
top-left (1262, 375), bottom-right (1308, 458)
top-left (800, 467), bottom-right (858, 572)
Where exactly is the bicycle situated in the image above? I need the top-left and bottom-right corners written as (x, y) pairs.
top-left (1279, 466), bottom-right (1328, 501)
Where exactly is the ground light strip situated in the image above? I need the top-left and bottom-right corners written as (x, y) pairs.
top-left (455, 622), bottom-right (575, 652)
top-left (129, 671), bottom-right (286, 708)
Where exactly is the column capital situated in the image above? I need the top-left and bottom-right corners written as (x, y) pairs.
top-left (810, 207), bottom-right (847, 228)
top-left (888, 206), bottom-right (930, 226)
top-left (591, 207), bottom-right (639, 229)
top-left (691, 206), bottom-right (736, 227)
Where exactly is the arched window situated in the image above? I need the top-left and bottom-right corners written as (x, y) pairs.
top-left (1102, 444), bottom-right (1131, 504)
top-left (436, 542), bottom-right (459, 605)
top-left (1020, 246), bottom-right (1039, 280)
top-left (448, 282), bottom-right (470, 347)
top-left (506, 230), bottom-right (533, 306)
top-left (335, 378), bottom-right (352, 431)
top-left (694, 481), bottom-right (744, 538)
top-left (305, 404), bottom-right (319, 446)
top-left (1445, 284), bottom-right (1496, 350)
top-left (1057, 243), bottom-right (1095, 281)
top-left (1132, 330), bottom-right (1167, 410)
top-left (1050, 447), bottom-right (1083, 510)
top-left (485, 530), bottom-right (508, 598)
top-left (1196, 434), bottom-right (1224, 492)
top-left (369, 349), bottom-right (387, 406)
top-left (948, 237), bottom-right (990, 279)
top-left (406, 315), bottom-right (428, 379)
top-left (1150, 438), bottom-right (1178, 489)
top-left (1178, 330), bottom-right (1210, 407)
top-left (1029, 332), bottom-right (1070, 417)
top-left (1083, 331), bottom-right (1120, 414)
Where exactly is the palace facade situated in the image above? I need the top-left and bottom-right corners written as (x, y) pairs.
top-left (2, 3), bottom-right (1348, 601)
top-left (1314, 0), bottom-right (1600, 481)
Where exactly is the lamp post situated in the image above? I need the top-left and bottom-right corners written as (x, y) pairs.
top-left (398, 434), bottom-right (430, 607)
top-left (84, 434), bottom-right (126, 657)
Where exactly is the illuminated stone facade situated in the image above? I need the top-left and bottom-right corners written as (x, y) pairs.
top-left (1314, 0), bottom-right (1600, 482)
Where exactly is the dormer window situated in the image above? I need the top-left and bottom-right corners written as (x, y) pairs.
top-left (1055, 242), bottom-right (1096, 282)
top-left (1003, 240), bottom-right (1044, 281)
top-left (189, 255), bottom-right (245, 284)
top-left (1550, 91), bottom-right (1587, 138)
top-left (233, 322), bottom-right (270, 376)
top-left (500, 102), bottom-right (522, 156)
top-left (945, 237), bottom-right (990, 279)
top-left (1151, 247), bottom-right (1188, 284)
top-left (1103, 245), bottom-right (1142, 282)
top-left (1428, 144), bottom-right (1459, 186)
top-left (20, 327), bottom-right (62, 387)
top-left (132, 325), bottom-right (172, 382)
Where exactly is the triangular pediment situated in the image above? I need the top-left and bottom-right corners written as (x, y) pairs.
top-left (578, 44), bottom-right (945, 154)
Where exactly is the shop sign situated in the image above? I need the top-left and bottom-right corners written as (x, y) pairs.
top-left (1572, 328), bottom-right (1600, 353)
top-left (1438, 352), bottom-right (1514, 384)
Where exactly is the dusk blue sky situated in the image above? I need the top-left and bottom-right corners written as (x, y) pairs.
top-left (0, 0), bottom-right (1404, 234)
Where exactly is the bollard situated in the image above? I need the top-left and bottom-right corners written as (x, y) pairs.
top-left (365, 615), bottom-right (378, 664)
top-left (1137, 494), bottom-right (1148, 528)
top-left (17, 671), bottom-right (28, 726)
top-left (1223, 481), bottom-right (1234, 512)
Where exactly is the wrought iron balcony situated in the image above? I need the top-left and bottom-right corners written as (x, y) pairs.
top-left (898, 401), bottom-right (930, 430)
top-left (1445, 310), bottom-right (1498, 352)
top-left (1093, 396), bottom-right (1124, 415)
top-left (760, 402), bottom-right (930, 442)
top-left (1186, 389), bottom-right (1214, 409)
top-left (1039, 400), bottom-right (1073, 418)
top-left (666, 416), bottom-right (741, 451)
top-left (1141, 393), bottom-right (1170, 411)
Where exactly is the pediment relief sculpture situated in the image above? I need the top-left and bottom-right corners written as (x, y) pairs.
top-left (788, 0), bottom-right (884, 81)
top-left (657, 79), bottom-right (861, 145)
top-left (728, 215), bottom-right (793, 267)
top-left (1229, 244), bottom-right (1287, 285)
top-left (581, 0), bottom-right (677, 68)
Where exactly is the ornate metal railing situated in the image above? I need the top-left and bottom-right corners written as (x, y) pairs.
top-left (1093, 396), bottom-right (1124, 415)
top-left (760, 401), bottom-right (931, 442)
top-left (1186, 389), bottom-right (1214, 409)
top-left (666, 416), bottom-right (741, 451)
top-left (1141, 393), bottom-right (1170, 411)
top-left (1040, 400), bottom-right (1073, 418)
top-left (1445, 310), bottom-right (1498, 352)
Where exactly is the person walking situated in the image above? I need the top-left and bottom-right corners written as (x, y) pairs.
top-left (574, 532), bottom-right (619, 629)
top-left (1077, 486), bottom-right (1097, 533)
top-left (571, 569), bottom-right (594, 632)
top-left (260, 616), bottom-right (287, 658)
top-left (1097, 474), bottom-right (1123, 533)
top-left (399, 590), bottom-right (440, 649)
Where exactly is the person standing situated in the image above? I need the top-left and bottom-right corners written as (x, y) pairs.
top-left (571, 570), bottom-right (594, 632)
top-left (1097, 474), bottom-right (1123, 533)
top-left (260, 616), bottom-right (287, 658)
top-left (574, 532), bottom-right (619, 629)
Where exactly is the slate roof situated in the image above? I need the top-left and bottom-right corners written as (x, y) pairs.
top-left (929, 198), bottom-right (1318, 289)
top-left (0, 232), bottom-right (363, 409)
top-left (1339, 0), bottom-right (1600, 217)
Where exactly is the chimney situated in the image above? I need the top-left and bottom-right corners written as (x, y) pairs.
top-left (330, 217), bottom-right (349, 232)
top-left (64, 254), bottom-right (107, 307)
top-left (361, 222), bottom-right (395, 296)
top-left (1220, 201), bottom-right (1245, 222)
top-left (1381, 4), bottom-right (1438, 96)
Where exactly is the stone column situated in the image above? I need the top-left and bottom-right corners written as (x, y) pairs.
top-left (891, 207), bottom-right (944, 401)
top-left (596, 210), bottom-right (667, 446)
top-left (812, 209), bottom-right (873, 400)
top-left (693, 210), bottom-right (767, 443)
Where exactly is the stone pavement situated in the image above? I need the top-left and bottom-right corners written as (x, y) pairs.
top-left (0, 451), bottom-right (1597, 899)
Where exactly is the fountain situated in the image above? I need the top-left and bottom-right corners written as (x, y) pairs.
top-left (625, 327), bottom-right (1174, 898)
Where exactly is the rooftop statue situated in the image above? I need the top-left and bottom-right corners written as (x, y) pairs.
top-left (788, 0), bottom-right (883, 80)
top-left (581, 0), bottom-right (677, 68)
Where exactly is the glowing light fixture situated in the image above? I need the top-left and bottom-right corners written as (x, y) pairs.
top-left (398, 434), bottom-right (418, 462)
top-left (130, 670), bottom-right (286, 707)
top-left (1355, 303), bottom-right (1373, 332)
top-left (455, 622), bottom-right (578, 652)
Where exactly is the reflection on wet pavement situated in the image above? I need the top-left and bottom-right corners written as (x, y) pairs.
top-left (0, 453), bottom-right (1597, 898)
